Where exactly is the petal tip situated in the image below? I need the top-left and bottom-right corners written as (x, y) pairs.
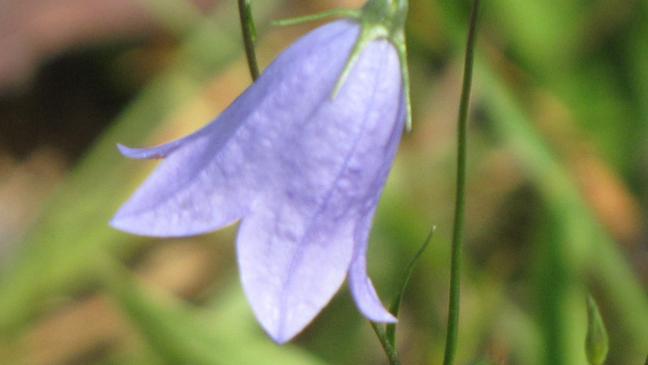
top-left (117, 143), bottom-right (163, 160)
top-left (109, 213), bottom-right (139, 236)
top-left (117, 139), bottom-right (185, 160)
top-left (253, 314), bottom-right (301, 345)
top-left (369, 311), bottom-right (397, 324)
top-left (109, 211), bottom-right (161, 237)
top-left (109, 213), bottom-right (201, 238)
top-left (252, 307), bottom-right (313, 345)
top-left (116, 143), bottom-right (133, 156)
top-left (268, 331), bottom-right (292, 345)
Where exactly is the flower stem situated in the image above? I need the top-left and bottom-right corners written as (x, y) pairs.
top-left (272, 8), bottom-right (359, 27)
top-left (442, 1), bottom-right (480, 365)
top-left (237, 0), bottom-right (260, 81)
top-left (386, 226), bottom-right (435, 346)
top-left (370, 322), bottom-right (401, 365)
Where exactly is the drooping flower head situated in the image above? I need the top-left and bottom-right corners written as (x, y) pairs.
top-left (111, 0), bottom-right (410, 343)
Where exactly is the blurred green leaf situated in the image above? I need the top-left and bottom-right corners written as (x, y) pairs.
top-left (585, 295), bottom-right (609, 365)
top-left (104, 262), bottom-right (327, 365)
top-left (0, 1), bottom-right (281, 335)
top-left (487, 0), bottom-right (584, 74)
top-left (478, 58), bottom-right (648, 364)
top-left (141, 0), bottom-right (205, 35)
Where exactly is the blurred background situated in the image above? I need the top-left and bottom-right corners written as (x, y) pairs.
top-left (0, 0), bottom-right (646, 364)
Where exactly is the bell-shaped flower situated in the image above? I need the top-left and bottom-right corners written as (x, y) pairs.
top-left (111, 1), bottom-right (411, 343)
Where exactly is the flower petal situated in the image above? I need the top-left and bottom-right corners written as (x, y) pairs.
top-left (349, 210), bottom-right (397, 323)
top-left (111, 21), bottom-right (360, 237)
top-left (238, 39), bottom-right (405, 342)
top-left (112, 17), bottom-right (407, 342)
top-left (110, 134), bottom-right (250, 236)
top-left (347, 46), bottom-right (406, 323)
top-left (347, 110), bottom-right (404, 323)
top-left (117, 141), bottom-right (186, 160)
top-left (237, 205), bottom-right (356, 344)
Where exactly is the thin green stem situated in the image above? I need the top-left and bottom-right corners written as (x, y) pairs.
top-left (272, 8), bottom-right (359, 26)
top-left (237, 0), bottom-right (260, 81)
top-left (442, 1), bottom-right (480, 365)
top-left (370, 322), bottom-right (401, 365)
top-left (386, 226), bottom-right (435, 346)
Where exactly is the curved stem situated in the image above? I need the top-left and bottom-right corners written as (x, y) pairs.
top-left (370, 322), bottom-right (401, 365)
top-left (442, 1), bottom-right (481, 365)
top-left (386, 226), bottom-right (435, 346)
top-left (237, 0), bottom-right (260, 81)
top-left (272, 8), bottom-right (359, 27)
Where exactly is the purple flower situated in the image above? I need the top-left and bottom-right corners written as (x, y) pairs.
top-left (111, 17), bottom-right (407, 343)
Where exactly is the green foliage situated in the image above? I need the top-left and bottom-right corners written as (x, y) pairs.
top-left (103, 261), bottom-right (326, 365)
top-left (386, 226), bottom-right (435, 346)
top-left (0, 2), bottom-right (279, 336)
top-left (585, 295), bottom-right (609, 365)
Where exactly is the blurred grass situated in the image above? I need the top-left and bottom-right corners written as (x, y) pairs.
top-left (0, 0), bottom-right (646, 364)
top-left (103, 259), bottom-right (326, 365)
top-left (0, 0), bottom-right (279, 338)
top-left (479, 61), bottom-right (648, 364)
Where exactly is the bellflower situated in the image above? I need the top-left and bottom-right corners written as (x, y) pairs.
top-left (111, 0), bottom-right (411, 343)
